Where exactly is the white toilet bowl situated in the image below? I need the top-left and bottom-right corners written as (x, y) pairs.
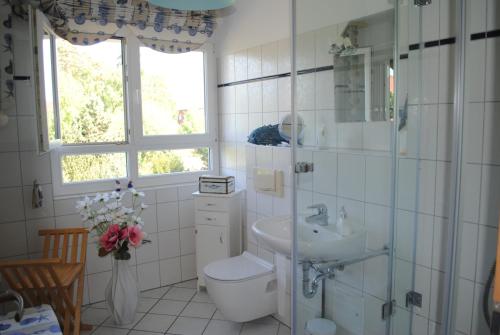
top-left (204, 252), bottom-right (277, 323)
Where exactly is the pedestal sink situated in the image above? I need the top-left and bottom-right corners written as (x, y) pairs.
top-left (251, 215), bottom-right (367, 261)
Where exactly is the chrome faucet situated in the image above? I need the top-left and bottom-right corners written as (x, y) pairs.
top-left (306, 204), bottom-right (329, 226)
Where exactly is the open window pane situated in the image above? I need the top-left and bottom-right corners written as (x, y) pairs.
top-left (55, 38), bottom-right (126, 144)
top-left (61, 153), bottom-right (127, 183)
top-left (140, 48), bottom-right (206, 136)
top-left (138, 148), bottom-right (209, 176)
top-left (41, 33), bottom-right (57, 142)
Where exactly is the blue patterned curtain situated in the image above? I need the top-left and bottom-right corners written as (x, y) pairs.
top-left (38, 0), bottom-right (218, 53)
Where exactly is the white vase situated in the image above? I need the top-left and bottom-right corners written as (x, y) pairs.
top-left (105, 258), bottom-right (138, 325)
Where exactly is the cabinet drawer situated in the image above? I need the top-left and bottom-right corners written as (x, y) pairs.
top-left (195, 196), bottom-right (229, 212)
top-left (196, 211), bottom-right (230, 226)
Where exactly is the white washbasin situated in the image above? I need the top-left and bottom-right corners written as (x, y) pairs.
top-left (251, 215), bottom-right (367, 261)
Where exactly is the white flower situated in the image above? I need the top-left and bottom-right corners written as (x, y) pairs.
top-left (76, 196), bottom-right (92, 211)
top-left (133, 216), bottom-right (144, 226)
top-left (140, 203), bottom-right (148, 209)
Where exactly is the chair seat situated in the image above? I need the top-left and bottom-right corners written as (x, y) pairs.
top-left (14, 263), bottom-right (84, 289)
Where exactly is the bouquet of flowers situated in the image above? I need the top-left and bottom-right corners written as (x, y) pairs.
top-left (77, 181), bottom-right (150, 260)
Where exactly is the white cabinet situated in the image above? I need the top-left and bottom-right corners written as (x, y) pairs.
top-left (194, 191), bottom-right (242, 287)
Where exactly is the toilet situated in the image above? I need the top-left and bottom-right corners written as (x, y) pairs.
top-left (204, 252), bottom-right (277, 322)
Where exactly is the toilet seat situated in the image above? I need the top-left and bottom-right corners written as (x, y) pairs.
top-left (203, 252), bottom-right (278, 323)
top-left (204, 252), bottom-right (274, 282)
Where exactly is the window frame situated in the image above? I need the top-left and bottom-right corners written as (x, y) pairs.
top-left (49, 29), bottom-right (219, 197)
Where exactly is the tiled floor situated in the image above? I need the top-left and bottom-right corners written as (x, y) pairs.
top-left (81, 280), bottom-right (291, 335)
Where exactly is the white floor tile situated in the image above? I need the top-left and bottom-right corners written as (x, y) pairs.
top-left (240, 322), bottom-right (279, 335)
top-left (192, 291), bottom-right (212, 303)
top-left (137, 297), bottom-right (158, 313)
top-left (164, 287), bottom-right (197, 301)
top-left (81, 307), bottom-right (110, 326)
top-left (134, 314), bottom-right (176, 333)
top-left (150, 299), bottom-right (188, 316)
top-left (202, 319), bottom-right (242, 335)
top-left (181, 302), bottom-right (217, 319)
top-left (91, 326), bottom-right (129, 335)
top-left (174, 279), bottom-right (198, 288)
top-left (140, 286), bottom-right (170, 299)
top-left (102, 312), bottom-right (145, 329)
top-left (168, 316), bottom-right (210, 335)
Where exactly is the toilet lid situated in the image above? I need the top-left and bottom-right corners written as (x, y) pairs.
top-left (204, 252), bottom-right (274, 281)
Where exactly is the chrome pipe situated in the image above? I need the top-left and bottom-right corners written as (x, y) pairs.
top-left (313, 246), bottom-right (390, 273)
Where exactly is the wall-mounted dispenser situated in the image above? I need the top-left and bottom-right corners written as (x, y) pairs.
top-left (253, 168), bottom-right (284, 197)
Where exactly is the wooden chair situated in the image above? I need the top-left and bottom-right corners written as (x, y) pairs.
top-left (0, 228), bottom-right (92, 335)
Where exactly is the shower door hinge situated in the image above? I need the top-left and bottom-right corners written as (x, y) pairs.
top-left (381, 300), bottom-right (396, 320)
top-left (295, 162), bottom-right (314, 173)
top-left (406, 291), bottom-right (423, 308)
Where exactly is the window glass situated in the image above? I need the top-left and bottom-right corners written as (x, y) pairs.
top-left (61, 153), bottom-right (127, 183)
top-left (138, 148), bottom-right (209, 176)
top-left (55, 38), bottom-right (126, 144)
top-left (42, 32), bottom-right (57, 142)
top-left (140, 48), bottom-right (206, 136)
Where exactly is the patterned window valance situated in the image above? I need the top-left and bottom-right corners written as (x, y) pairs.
top-left (36, 0), bottom-right (219, 53)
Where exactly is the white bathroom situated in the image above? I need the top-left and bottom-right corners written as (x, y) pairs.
top-left (0, 0), bottom-right (499, 335)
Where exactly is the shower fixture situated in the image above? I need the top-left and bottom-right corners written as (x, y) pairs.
top-left (414, 0), bottom-right (431, 6)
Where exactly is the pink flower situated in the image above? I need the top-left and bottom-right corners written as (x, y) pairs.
top-left (126, 225), bottom-right (145, 247)
top-left (100, 224), bottom-right (121, 252)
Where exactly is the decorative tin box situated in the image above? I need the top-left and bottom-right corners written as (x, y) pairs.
top-left (199, 175), bottom-right (235, 194)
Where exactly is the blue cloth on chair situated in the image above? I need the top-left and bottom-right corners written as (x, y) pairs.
top-left (0, 305), bottom-right (62, 335)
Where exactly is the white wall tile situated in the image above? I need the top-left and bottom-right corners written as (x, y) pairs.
top-left (20, 151), bottom-right (52, 186)
top-left (158, 230), bottom-right (180, 259)
top-left (0, 152), bottom-right (21, 187)
top-left (0, 116), bottom-right (19, 152)
top-left (220, 54), bottom-right (234, 84)
top-left (463, 103), bottom-right (484, 163)
top-left (315, 71), bottom-right (334, 110)
top-left (234, 50), bottom-right (248, 81)
top-left (278, 77), bottom-right (291, 112)
top-left (25, 217), bottom-right (55, 254)
top-left (87, 271), bottom-right (111, 304)
top-left (296, 74), bottom-right (315, 111)
top-left (296, 31), bottom-right (315, 71)
top-left (157, 202), bottom-right (179, 231)
top-left (365, 156), bottom-right (391, 206)
top-left (315, 25), bottom-right (337, 68)
top-left (261, 42), bottom-right (278, 76)
top-left (434, 161), bottom-right (451, 218)
top-left (235, 114), bottom-right (249, 143)
top-left (365, 204), bottom-right (390, 251)
top-left (220, 86), bottom-right (235, 114)
top-left (156, 187), bottom-right (178, 203)
top-left (86, 243), bottom-right (112, 274)
top-left (277, 39), bottom-right (291, 74)
top-left (482, 102), bottom-right (500, 164)
top-left (0, 221), bottom-right (27, 257)
top-left (337, 154), bottom-right (365, 201)
top-left (179, 199), bottom-right (195, 228)
top-left (180, 254), bottom-right (197, 280)
top-left (461, 163), bottom-right (481, 223)
top-left (459, 222), bottom-right (478, 280)
top-left (439, 45), bottom-right (455, 104)
top-left (455, 278), bottom-right (474, 334)
top-left (421, 48), bottom-right (440, 104)
top-left (262, 79), bottom-right (278, 113)
top-left (248, 82), bottom-right (263, 114)
top-left (437, 104), bottom-right (453, 161)
top-left (0, 187), bottom-right (24, 223)
top-left (177, 184), bottom-right (197, 201)
top-left (312, 151), bottom-right (337, 196)
top-left (337, 122), bottom-right (363, 150)
top-left (479, 165), bottom-right (500, 227)
top-left (136, 233), bottom-right (159, 264)
top-left (465, 40), bottom-right (486, 102)
top-left (235, 84), bottom-right (249, 115)
top-left (247, 46), bottom-right (262, 79)
top-left (160, 257), bottom-right (182, 286)
top-left (485, 38), bottom-right (500, 101)
top-left (475, 224), bottom-right (497, 283)
top-left (363, 122), bottom-right (391, 152)
top-left (137, 261), bottom-right (161, 291)
top-left (180, 227), bottom-right (195, 255)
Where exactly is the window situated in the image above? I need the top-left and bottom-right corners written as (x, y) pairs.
top-left (33, 10), bottom-right (217, 196)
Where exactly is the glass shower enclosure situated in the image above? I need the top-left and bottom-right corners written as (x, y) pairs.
top-left (290, 0), bottom-right (481, 334)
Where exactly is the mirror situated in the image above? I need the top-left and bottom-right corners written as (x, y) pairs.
top-left (333, 10), bottom-right (394, 123)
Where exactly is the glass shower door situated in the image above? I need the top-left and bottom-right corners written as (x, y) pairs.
top-left (292, 1), bottom-right (402, 334)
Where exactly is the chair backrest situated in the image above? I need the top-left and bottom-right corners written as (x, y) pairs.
top-left (39, 228), bottom-right (89, 265)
